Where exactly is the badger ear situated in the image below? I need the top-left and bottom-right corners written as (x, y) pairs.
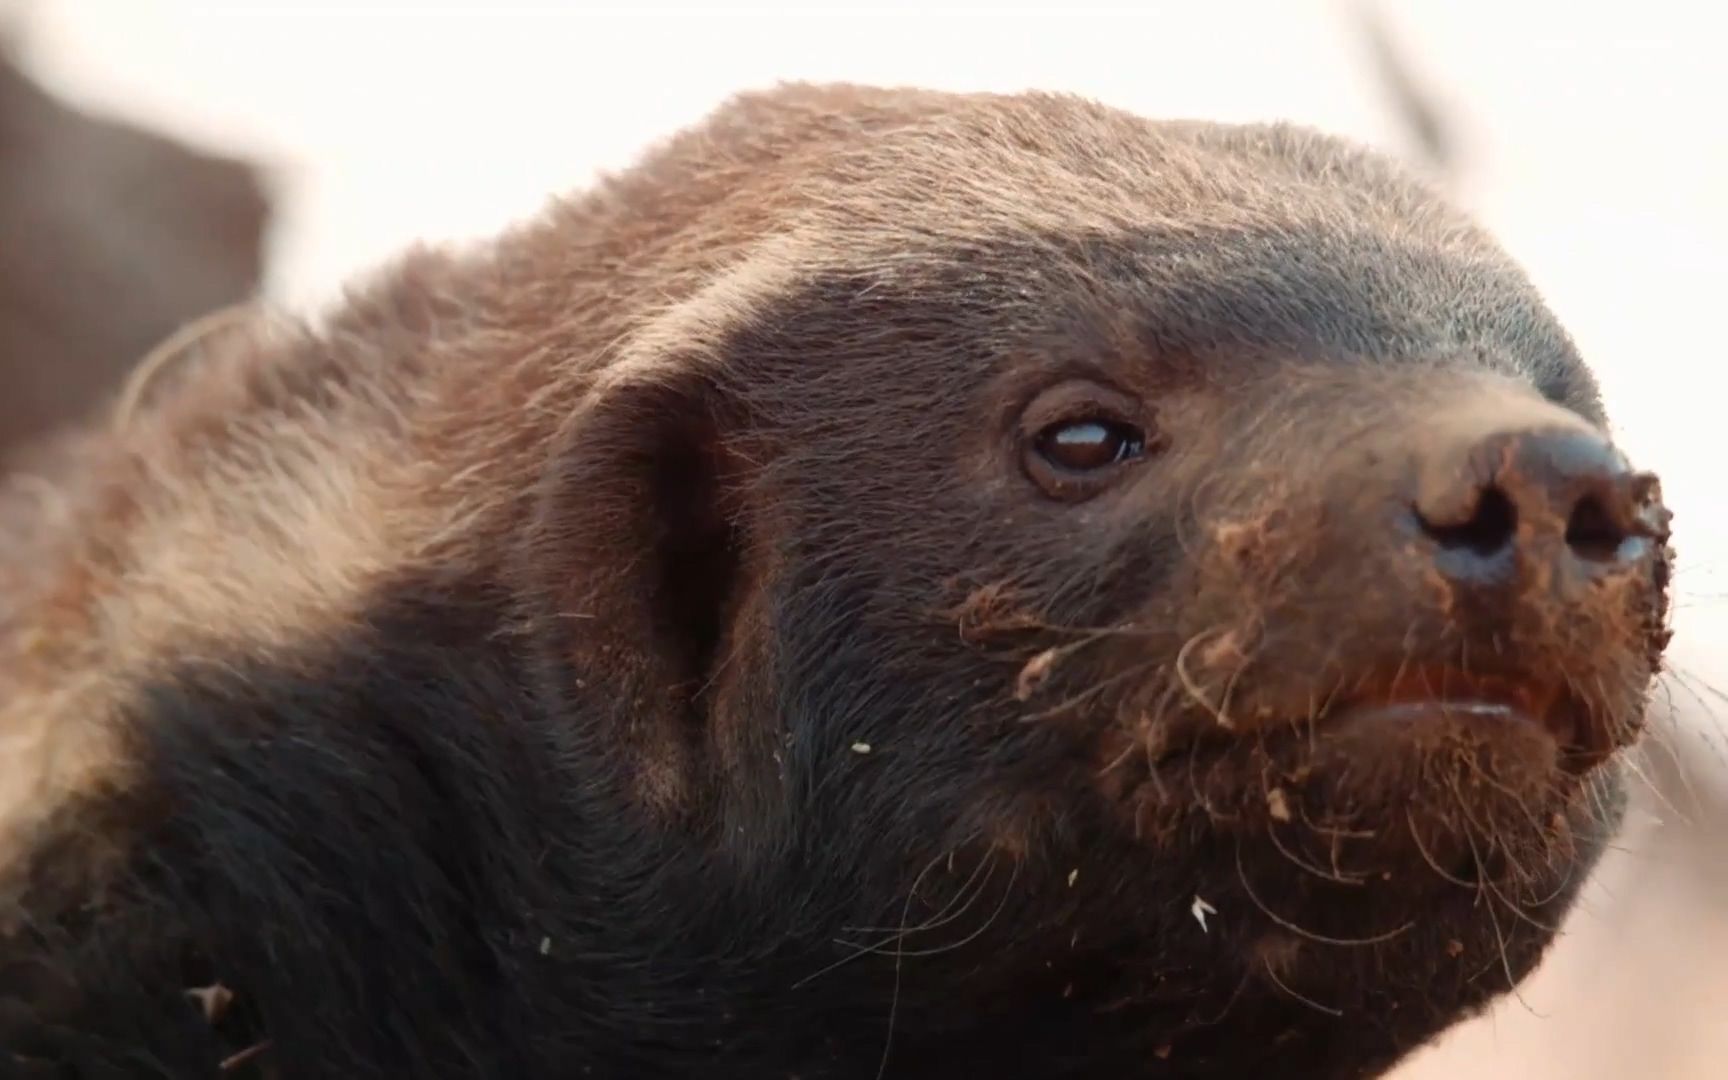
top-left (523, 362), bottom-right (754, 732)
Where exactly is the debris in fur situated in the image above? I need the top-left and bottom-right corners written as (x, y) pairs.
top-left (1014, 647), bottom-right (1059, 701)
top-left (1446, 939), bottom-right (1465, 958)
top-left (186, 982), bottom-right (234, 1024)
top-left (1266, 788), bottom-right (1293, 823)
top-left (1155, 1045), bottom-right (1173, 1060)
top-left (539, 936), bottom-right (552, 956)
top-left (951, 581), bottom-right (1042, 643)
top-left (1191, 895), bottom-right (1217, 932)
top-left (850, 742), bottom-right (872, 754)
top-left (1197, 627), bottom-right (1248, 671)
top-left (1067, 868), bottom-right (1079, 888)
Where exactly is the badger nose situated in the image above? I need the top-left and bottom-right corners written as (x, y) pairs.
top-left (1412, 424), bottom-right (1666, 587)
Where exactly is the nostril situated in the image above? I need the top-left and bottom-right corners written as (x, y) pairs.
top-left (1564, 494), bottom-right (1627, 561)
top-left (1419, 486), bottom-right (1517, 557)
top-left (1410, 422), bottom-right (1657, 583)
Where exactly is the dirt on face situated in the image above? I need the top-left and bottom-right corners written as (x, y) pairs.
top-left (0, 83), bottom-right (1673, 1079)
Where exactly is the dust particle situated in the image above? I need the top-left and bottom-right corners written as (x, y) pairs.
top-left (1446, 939), bottom-right (1465, 958)
top-left (1191, 895), bottom-right (1217, 932)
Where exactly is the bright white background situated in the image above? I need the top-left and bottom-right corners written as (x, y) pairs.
top-left (5, 3), bottom-right (1723, 1075)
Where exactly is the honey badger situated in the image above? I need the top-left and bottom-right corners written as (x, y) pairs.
top-left (0, 83), bottom-right (1673, 1078)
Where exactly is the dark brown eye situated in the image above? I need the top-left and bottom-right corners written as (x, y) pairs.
top-left (1034, 418), bottom-right (1146, 472)
top-left (1018, 381), bottom-right (1155, 501)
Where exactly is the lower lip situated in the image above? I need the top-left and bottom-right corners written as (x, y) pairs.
top-left (1340, 700), bottom-right (1523, 723)
top-left (1326, 698), bottom-right (1573, 748)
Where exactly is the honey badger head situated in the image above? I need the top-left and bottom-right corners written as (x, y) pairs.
top-left (0, 83), bottom-right (1671, 1079)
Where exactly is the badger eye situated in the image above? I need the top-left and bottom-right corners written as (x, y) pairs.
top-left (1034, 418), bottom-right (1146, 472)
top-left (1018, 381), bottom-right (1155, 501)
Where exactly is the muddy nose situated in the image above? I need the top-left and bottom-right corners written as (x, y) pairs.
top-left (1413, 426), bottom-right (1664, 582)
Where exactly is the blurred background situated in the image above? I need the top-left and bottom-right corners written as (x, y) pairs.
top-left (0, 1), bottom-right (1722, 1074)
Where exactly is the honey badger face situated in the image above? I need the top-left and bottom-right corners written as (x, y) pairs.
top-left (0, 86), bottom-right (1670, 1079)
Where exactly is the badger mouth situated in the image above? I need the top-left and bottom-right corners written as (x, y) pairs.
top-left (1311, 669), bottom-right (1593, 765)
top-left (1140, 665), bottom-right (1611, 779)
top-left (1100, 662), bottom-right (1634, 891)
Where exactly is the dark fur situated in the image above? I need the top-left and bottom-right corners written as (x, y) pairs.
top-left (0, 83), bottom-right (1671, 1078)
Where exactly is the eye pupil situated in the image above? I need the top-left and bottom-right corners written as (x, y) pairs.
top-left (1037, 419), bottom-right (1145, 472)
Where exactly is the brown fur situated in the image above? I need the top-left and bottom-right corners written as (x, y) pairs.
top-left (0, 83), bottom-right (1671, 1078)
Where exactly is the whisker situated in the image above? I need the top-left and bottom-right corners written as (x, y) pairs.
top-left (1616, 751), bottom-right (1695, 831)
top-left (1263, 792), bottom-right (1369, 887)
top-left (1404, 807), bottom-right (1481, 891)
top-left (1482, 876), bottom-right (1565, 936)
top-left (1233, 842), bottom-right (1414, 948)
top-left (1261, 954), bottom-right (1344, 1018)
top-left (1443, 770), bottom-right (1537, 890)
top-left (1174, 628), bottom-right (1238, 730)
top-left (868, 858), bottom-right (1021, 960)
top-left (1461, 823), bottom-right (1547, 1020)
top-left (1019, 655), bottom-right (1159, 725)
top-left (840, 851), bottom-right (998, 939)
top-left (792, 848), bottom-right (958, 989)
top-left (872, 854), bottom-right (923, 1080)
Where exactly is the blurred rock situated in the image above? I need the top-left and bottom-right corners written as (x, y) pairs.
top-left (0, 45), bottom-right (268, 463)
